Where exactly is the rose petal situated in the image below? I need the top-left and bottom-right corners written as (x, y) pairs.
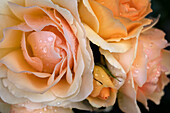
top-left (112, 38), bottom-right (139, 73)
top-left (90, 66), bottom-right (115, 97)
top-left (50, 49), bottom-right (83, 98)
top-left (89, 0), bottom-right (127, 40)
top-left (0, 48), bottom-right (16, 60)
top-left (100, 49), bottom-right (125, 73)
top-left (146, 73), bottom-right (169, 105)
top-left (52, 0), bottom-right (80, 21)
top-left (84, 24), bottom-right (131, 53)
top-left (69, 22), bottom-right (94, 102)
top-left (25, 0), bottom-right (54, 7)
top-left (162, 50), bottom-right (170, 75)
top-left (7, 69), bottom-right (49, 93)
top-left (0, 49), bottom-right (51, 78)
top-left (79, 0), bottom-right (99, 32)
top-left (140, 28), bottom-right (167, 61)
top-left (0, 15), bottom-right (20, 39)
top-left (137, 89), bottom-right (148, 110)
top-left (24, 14), bottom-right (56, 31)
top-left (0, 79), bottom-right (27, 104)
top-left (0, 64), bottom-right (8, 78)
top-left (21, 33), bottom-right (43, 72)
top-left (118, 72), bottom-right (141, 113)
top-left (3, 79), bottom-right (56, 103)
top-left (0, 29), bottom-right (22, 48)
top-left (27, 31), bottom-right (63, 73)
top-left (0, 49), bottom-right (35, 72)
top-left (131, 40), bottom-right (148, 87)
top-left (95, 0), bottom-right (120, 16)
top-left (0, 0), bottom-right (24, 18)
top-left (88, 90), bottom-right (117, 108)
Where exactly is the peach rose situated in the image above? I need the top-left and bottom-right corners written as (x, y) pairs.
top-left (0, 0), bottom-right (94, 110)
top-left (79, 0), bottom-right (152, 42)
top-left (118, 28), bottom-right (170, 113)
top-left (87, 66), bottom-right (117, 108)
top-left (95, 0), bottom-right (152, 21)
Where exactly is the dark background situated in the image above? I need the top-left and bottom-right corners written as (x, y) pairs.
top-left (74, 0), bottom-right (170, 113)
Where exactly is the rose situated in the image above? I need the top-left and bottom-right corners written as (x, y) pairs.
top-left (79, 0), bottom-right (152, 42)
top-left (87, 65), bottom-right (117, 108)
top-left (117, 28), bottom-right (170, 113)
top-left (78, 0), bottom-right (152, 108)
top-left (0, 0), bottom-right (94, 110)
top-left (95, 0), bottom-right (152, 21)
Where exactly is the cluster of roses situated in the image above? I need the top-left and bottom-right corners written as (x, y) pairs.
top-left (0, 0), bottom-right (169, 113)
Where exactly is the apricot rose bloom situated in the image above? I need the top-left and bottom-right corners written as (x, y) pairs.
top-left (117, 28), bottom-right (170, 113)
top-left (0, 0), bottom-right (94, 110)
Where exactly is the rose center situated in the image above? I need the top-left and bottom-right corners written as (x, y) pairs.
top-left (27, 31), bottom-right (66, 73)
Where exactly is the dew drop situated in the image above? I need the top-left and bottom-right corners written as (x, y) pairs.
top-left (39, 40), bottom-right (42, 43)
top-left (134, 69), bottom-right (139, 73)
top-left (44, 107), bottom-right (47, 111)
top-left (20, 104), bottom-right (25, 107)
top-left (57, 102), bottom-right (61, 105)
top-left (48, 36), bottom-right (53, 42)
top-left (43, 47), bottom-right (47, 53)
top-left (95, 73), bottom-right (98, 77)
top-left (101, 74), bottom-right (104, 78)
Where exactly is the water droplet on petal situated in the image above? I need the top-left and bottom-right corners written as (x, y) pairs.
top-left (57, 102), bottom-right (61, 105)
top-left (134, 69), bottom-right (139, 73)
top-left (43, 47), bottom-right (47, 53)
top-left (44, 107), bottom-right (47, 111)
top-left (95, 73), bottom-right (98, 77)
top-left (39, 40), bottom-right (42, 43)
top-left (48, 36), bottom-right (53, 42)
